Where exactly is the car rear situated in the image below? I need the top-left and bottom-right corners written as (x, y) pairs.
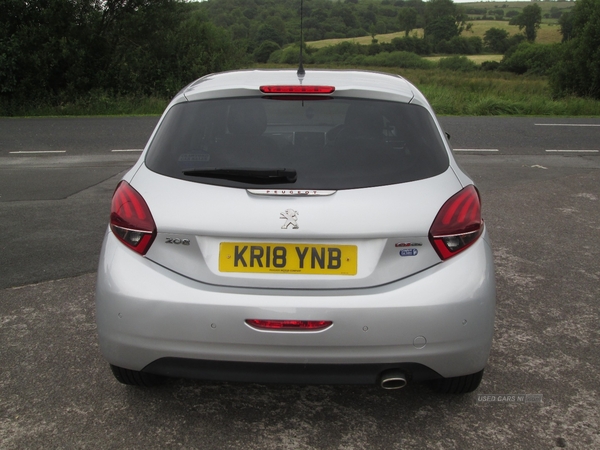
top-left (96, 70), bottom-right (495, 392)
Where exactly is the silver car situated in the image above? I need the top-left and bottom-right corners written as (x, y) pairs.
top-left (96, 69), bottom-right (496, 393)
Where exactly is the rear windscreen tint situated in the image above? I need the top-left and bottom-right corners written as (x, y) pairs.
top-left (145, 97), bottom-right (449, 190)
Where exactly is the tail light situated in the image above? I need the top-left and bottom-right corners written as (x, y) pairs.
top-left (110, 181), bottom-right (156, 255)
top-left (245, 319), bottom-right (333, 331)
top-left (429, 185), bottom-right (483, 261)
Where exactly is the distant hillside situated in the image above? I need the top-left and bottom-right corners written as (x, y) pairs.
top-left (307, 20), bottom-right (562, 49)
top-left (459, 1), bottom-right (574, 24)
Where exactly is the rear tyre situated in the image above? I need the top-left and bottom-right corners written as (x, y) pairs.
top-left (109, 364), bottom-right (166, 387)
top-left (429, 369), bottom-right (484, 394)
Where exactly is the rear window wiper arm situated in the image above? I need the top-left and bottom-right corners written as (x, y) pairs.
top-left (182, 167), bottom-right (297, 184)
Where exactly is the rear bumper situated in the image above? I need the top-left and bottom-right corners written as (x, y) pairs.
top-left (143, 358), bottom-right (441, 385)
top-left (96, 230), bottom-right (496, 381)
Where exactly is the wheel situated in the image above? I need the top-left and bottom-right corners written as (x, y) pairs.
top-left (109, 364), bottom-right (166, 387)
top-left (429, 369), bottom-right (484, 394)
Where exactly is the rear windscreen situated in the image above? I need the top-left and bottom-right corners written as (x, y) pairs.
top-left (145, 97), bottom-right (449, 190)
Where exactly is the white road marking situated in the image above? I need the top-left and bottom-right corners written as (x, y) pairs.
top-left (111, 149), bottom-right (144, 152)
top-left (9, 150), bottom-right (66, 154)
top-left (535, 124), bottom-right (600, 127)
top-left (545, 149), bottom-right (599, 153)
top-left (453, 149), bottom-right (499, 152)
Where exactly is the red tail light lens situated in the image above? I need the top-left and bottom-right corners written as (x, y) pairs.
top-left (260, 85), bottom-right (335, 94)
top-left (245, 319), bottom-right (333, 331)
top-left (110, 181), bottom-right (156, 255)
top-left (429, 185), bottom-right (483, 261)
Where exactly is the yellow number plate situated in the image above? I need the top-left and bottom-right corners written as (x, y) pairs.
top-left (219, 242), bottom-right (357, 275)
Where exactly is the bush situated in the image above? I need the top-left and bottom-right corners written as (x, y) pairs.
top-left (389, 36), bottom-right (433, 55)
top-left (435, 36), bottom-right (483, 55)
top-left (499, 42), bottom-right (562, 75)
top-left (271, 45), bottom-right (311, 65)
top-left (253, 40), bottom-right (280, 63)
top-left (465, 36), bottom-right (484, 55)
top-left (267, 49), bottom-right (282, 64)
top-left (367, 43), bottom-right (382, 55)
top-left (363, 51), bottom-right (436, 69)
top-left (438, 56), bottom-right (478, 72)
top-left (480, 61), bottom-right (501, 71)
top-left (550, 0), bottom-right (600, 99)
top-left (310, 42), bottom-right (360, 64)
top-left (347, 28), bottom-right (368, 38)
top-left (484, 28), bottom-right (510, 53)
top-left (324, 32), bottom-right (346, 39)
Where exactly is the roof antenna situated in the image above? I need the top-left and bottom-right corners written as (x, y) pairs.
top-left (297, 0), bottom-right (305, 79)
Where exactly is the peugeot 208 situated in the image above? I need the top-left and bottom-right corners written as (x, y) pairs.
top-left (96, 70), bottom-right (496, 393)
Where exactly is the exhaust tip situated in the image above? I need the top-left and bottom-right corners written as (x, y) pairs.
top-left (380, 370), bottom-right (408, 390)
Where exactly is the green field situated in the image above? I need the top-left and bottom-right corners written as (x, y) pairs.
top-left (303, 2), bottom-right (571, 49)
top-left (307, 31), bottom-right (422, 49)
top-left (460, 1), bottom-right (574, 13)
top-left (465, 20), bottom-right (563, 45)
top-left (460, 0), bottom-right (574, 23)
top-left (306, 20), bottom-right (563, 50)
top-left (424, 54), bottom-right (504, 64)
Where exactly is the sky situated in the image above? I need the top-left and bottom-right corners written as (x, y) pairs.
top-left (452, 1), bottom-right (537, 3)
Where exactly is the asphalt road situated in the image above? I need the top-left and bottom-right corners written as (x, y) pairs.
top-left (2, 116), bottom-right (600, 157)
top-left (1, 116), bottom-right (599, 449)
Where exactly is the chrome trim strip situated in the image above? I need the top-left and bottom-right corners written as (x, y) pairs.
top-left (247, 189), bottom-right (336, 196)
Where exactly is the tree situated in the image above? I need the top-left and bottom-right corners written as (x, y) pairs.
top-left (256, 24), bottom-right (284, 47)
top-left (558, 11), bottom-right (574, 42)
top-left (551, 0), bottom-right (600, 99)
top-left (0, 0), bottom-right (107, 100)
top-left (264, 16), bottom-right (287, 45)
top-left (398, 7), bottom-right (418, 37)
top-left (484, 27), bottom-right (510, 53)
top-left (369, 25), bottom-right (377, 43)
top-left (492, 9), bottom-right (504, 20)
top-left (423, 0), bottom-right (466, 44)
top-left (0, 0), bottom-right (241, 110)
top-left (335, 4), bottom-right (358, 28)
top-left (426, 16), bottom-right (460, 44)
top-left (549, 7), bottom-right (563, 19)
top-left (509, 4), bottom-right (542, 43)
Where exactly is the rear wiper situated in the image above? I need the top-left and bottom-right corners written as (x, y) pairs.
top-left (182, 167), bottom-right (297, 184)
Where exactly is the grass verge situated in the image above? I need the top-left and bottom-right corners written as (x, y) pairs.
top-left (399, 68), bottom-right (599, 116)
top-left (4, 65), bottom-right (599, 117)
top-left (261, 63), bottom-right (600, 117)
top-left (1, 92), bottom-right (168, 117)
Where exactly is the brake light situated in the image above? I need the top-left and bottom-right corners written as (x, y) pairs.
top-left (428, 185), bottom-right (483, 260)
top-left (260, 85), bottom-right (335, 94)
top-left (110, 181), bottom-right (157, 255)
top-left (245, 319), bottom-right (333, 331)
